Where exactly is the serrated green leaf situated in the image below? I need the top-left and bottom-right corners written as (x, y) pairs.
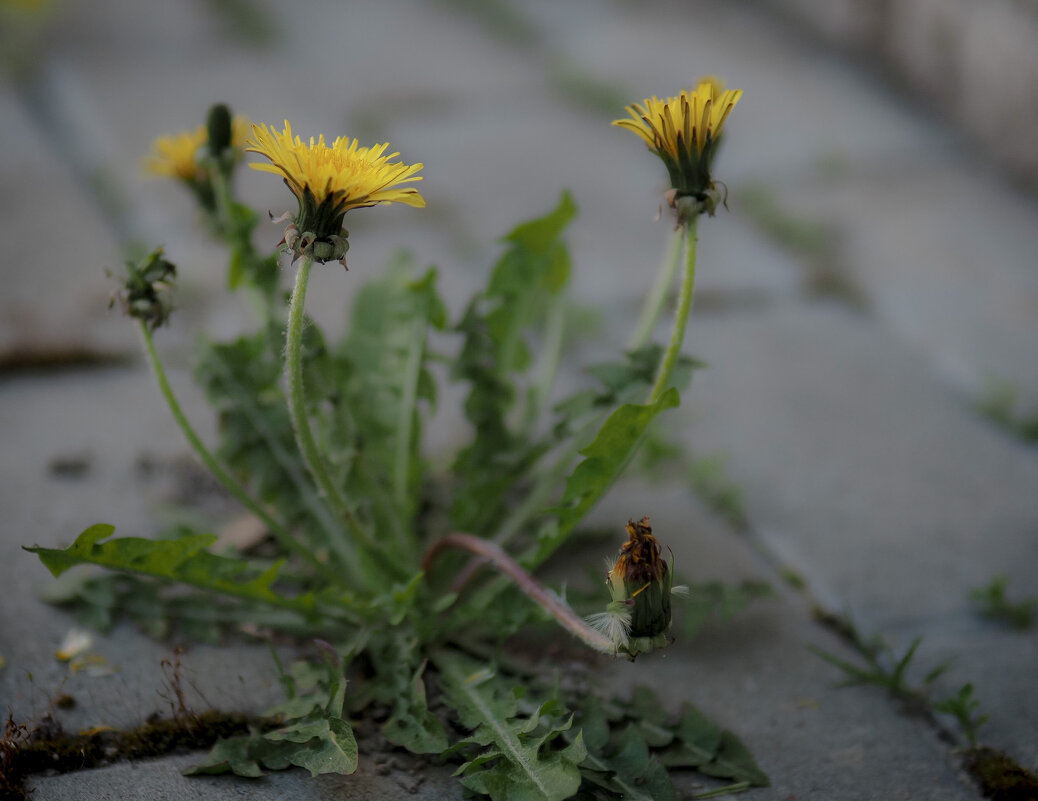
top-left (338, 255), bottom-right (446, 535)
top-left (194, 331), bottom-right (346, 563)
top-left (184, 735), bottom-right (265, 778)
top-left (27, 524), bottom-right (209, 578)
top-left (276, 717), bottom-right (358, 777)
top-left (535, 389), bottom-right (680, 566)
top-left (586, 725), bottom-right (674, 801)
top-left (449, 192), bottom-right (577, 537)
top-left (575, 695), bottom-right (610, 754)
top-left (382, 660), bottom-right (449, 755)
top-left (698, 730), bottom-right (769, 787)
top-left (25, 526), bottom-right (318, 618)
top-left (659, 703), bottom-right (722, 769)
top-left (435, 650), bottom-right (584, 801)
top-left (265, 718), bottom-right (331, 744)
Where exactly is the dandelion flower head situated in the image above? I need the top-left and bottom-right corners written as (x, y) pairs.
top-left (613, 77), bottom-right (742, 200)
top-left (144, 116), bottom-right (252, 183)
top-left (247, 121), bottom-right (424, 226)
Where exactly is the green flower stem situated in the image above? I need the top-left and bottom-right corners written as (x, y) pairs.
top-left (284, 254), bottom-right (376, 558)
top-left (138, 320), bottom-right (338, 584)
top-left (628, 228), bottom-right (683, 351)
top-left (422, 532), bottom-right (617, 654)
top-left (647, 217), bottom-right (698, 403)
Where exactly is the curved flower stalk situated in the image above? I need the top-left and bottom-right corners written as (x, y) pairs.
top-left (424, 519), bottom-right (686, 660)
top-left (422, 532), bottom-right (618, 655)
top-left (247, 120), bottom-right (425, 564)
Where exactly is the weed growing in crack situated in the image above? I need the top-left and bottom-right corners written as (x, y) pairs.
top-left (970, 575), bottom-right (1036, 631)
top-left (811, 609), bottom-right (1038, 800)
top-left (22, 88), bottom-right (773, 800)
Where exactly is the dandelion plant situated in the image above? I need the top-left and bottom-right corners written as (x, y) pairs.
top-left (25, 82), bottom-right (769, 799)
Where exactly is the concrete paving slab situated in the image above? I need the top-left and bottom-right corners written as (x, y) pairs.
top-left (0, 89), bottom-right (127, 363)
top-left (583, 489), bottom-right (978, 801)
top-left (762, 0), bottom-right (1038, 185)
top-left (6, 0), bottom-right (1038, 797)
top-left (27, 750), bottom-right (459, 801)
top-left (0, 366), bottom-right (289, 733)
top-left (16, 478), bottom-right (982, 800)
top-left (683, 302), bottom-right (1038, 765)
top-left (737, 161), bottom-right (1038, 407)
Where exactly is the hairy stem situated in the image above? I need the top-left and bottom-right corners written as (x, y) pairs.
top-left (284, 254), bottom-right (375, 558)
top-left (647, 218), bottom-right (698, 403)
top-left (423, 532), bottom-right (617, 654)
top-left (138, 321), bottom-right (338, 583)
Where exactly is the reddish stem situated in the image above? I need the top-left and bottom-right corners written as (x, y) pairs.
top-left (422, 532), bottom-right (615, 654)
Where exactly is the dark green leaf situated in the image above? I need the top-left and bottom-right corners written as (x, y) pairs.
top-left (183, 735), bottom-right (265, 778)
top-left (268, 717), bottom-right (358, 777)
top-left (584, 725), bottom-right (674, 801)
top-left (536, 389), bottom-right (680, 565)
top-left (26, 525), bottom-right (318, 617)
top-left (698, 730), bottom-right (769, 787)
top-left (449, 192), bottom-right (577, 536)
top-left (435, 650), bottom-right (585, 801)
top-left (659, 703), bottom-right (722, 768)
top-left (382, 661), bottom-right (449, 754)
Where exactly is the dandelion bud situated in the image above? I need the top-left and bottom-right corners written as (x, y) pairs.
top-left (608, 517), bottom-right (673, 639)
top-left (587, 516), bottom-right (683, 658)
top-left (112, 248), bottom-right (177, 330)
top-left (206, 103), bottom-right (233, 160)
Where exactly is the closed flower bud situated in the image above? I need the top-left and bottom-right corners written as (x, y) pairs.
top-left (206, 103), bottom-right (234, 160)
top-left (111, 248), bottom-right (177, 330)
top-left (588, 517), bottom-right (684, 658)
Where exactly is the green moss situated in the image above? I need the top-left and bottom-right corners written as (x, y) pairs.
top-left (965, 746), bottom-right (1038, 801)
top-left (1, 710), bottom-right (261, 801)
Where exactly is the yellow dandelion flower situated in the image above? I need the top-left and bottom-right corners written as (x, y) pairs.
top-left (143, 126), bottom-right (208, 182)
top-left (614, 77), bottom-right (742, 202)
top-left (231, 115), bottom-right (251, 149)
top-left (144, 114), bottom-right (252, 182)
top-left (144, 112), bottom-right (253, 216)
top-left (247, 121), bottom-right (424, 262)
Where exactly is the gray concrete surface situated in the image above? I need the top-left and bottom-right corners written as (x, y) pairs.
top-left (758, 0), bottom-right (1038, 187)
top-left (3, 0), bottom-right (1037, 798)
